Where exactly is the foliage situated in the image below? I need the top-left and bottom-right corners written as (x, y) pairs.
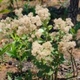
top-left (0, 5), bottom-right (76, 80)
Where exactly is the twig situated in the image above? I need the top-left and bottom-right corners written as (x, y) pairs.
top-left (67, 48), bottom-right (78, 79)
top-left (54, 68), bottom-right (58, 80)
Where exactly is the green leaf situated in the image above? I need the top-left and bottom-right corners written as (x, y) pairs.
top-left (70, 28), bottom-right (75, 35)
top-left (0, 44), bottom-right (10, 56)
top-left (37, 71), bottom-right (44, 77)
top-left (15, 76), bottom-right (22, 80)
top-left (48, 25), bottom-right (53, 30)
top-left (8, 75), bottom-right (12, 80)
top-left (47, 70), bottom-right (53, 76)
top-left (0, 9), bottom-right (11, 14)
top-left (6, 42), bottom-right (17, 58)
top-left (21, 52), bottom-right (27, 61)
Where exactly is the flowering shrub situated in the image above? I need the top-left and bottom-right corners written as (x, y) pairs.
top-left (0, 5), bottom-right (76, 79)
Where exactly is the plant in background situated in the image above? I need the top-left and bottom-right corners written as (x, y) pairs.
top-left (0, 4), bottom-right (76, 80)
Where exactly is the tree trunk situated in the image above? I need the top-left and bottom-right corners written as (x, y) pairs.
top-left (68, 0), bottom-right (79, 24)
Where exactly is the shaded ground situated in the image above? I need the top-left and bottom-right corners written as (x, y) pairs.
top-left (0, 48), bottom-right (80, 80)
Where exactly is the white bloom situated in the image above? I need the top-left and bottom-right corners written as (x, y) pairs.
top-left (61, 34), bottom-right (72, 41)
top-left (53, 18), bottom-right (73, 33)
top-left (19, 15), bottom-right (31, 26)
top-left (30, 15), bottom-right (42, 26)
top-left (31, 41), bottom-right (43, 56)
top-left (30, 16), bottom-right (37, 24)
top-left (40, 49), bottom-right (51, 56)
top-left (35, 15), bottom-right (42, 26)
top-left (31, 34), bottom-right (35, 38)
top-left (63, 26), bottom-right (71, 33)
top-left (58, 41), bottom-right (76, 54)
top-left (35, 5), bottom-right (43, 13)
top-left (66, 18), bottom-right (74, 26)
top-left (28, 12), bottom-right (34, 18)
top-left (35, 5), bottom-right (50, 21)
top-left (30, 24), bottom-right (37, 31)
top-left (35, 29), bottom-right (44, 38)
top-left (42, 41), bottom-right (53, 51)
top-left (31, 41), bottom-right (53, 61)
top-left (54, 18), bottom-right (65, 30)
top-left (17, 26), bottom-right (28, 36)
top-left (14, 8), bottom-right (23, 18)
top-left (5, 17), bottom-right (12, 23)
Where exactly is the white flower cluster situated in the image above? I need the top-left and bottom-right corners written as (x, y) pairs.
top-left (53, 18), bottom-right (76, 54)
top-left (15, 13), bottom-right (43, 36)
top-left (53, 18), bottom-right (74, 33)
top-left (61, 33), bottom-right (72, 42)
top-left (0, 5), bottom-right (76, 64)
top-left (0, 5), bottom-right (51, 38)
top-left (35, 29), bottom-right (44, 39)
top-left (58, 41), bottom-right (76, 54)
top-left (35, 5), bottom-right (50, 21)
top-left (14, 8), bottom-right (23, 18)
top-left (57, 21), bottom-right (76, 54)
top-left (0, 6), bottom-right (46, 37)
top-left (31, 41), bottom-right (53, 62)
top-left (0, 17), bottom-right (12, 35)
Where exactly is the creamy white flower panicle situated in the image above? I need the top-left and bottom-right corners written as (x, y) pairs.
top-left (35, 15), bottom-right (42, 26)
top-left (28, 12), bottom-right (42, 27)
top-left (5, 17), bottom-right (12, 23)
top-left (35, 29), bottom-right (44, 38)
top-left (30, 24), bottom-right (37, 32)
top-left (14, 8), bottom-right (23, 18)
top-left (31, 41), bottom-right (43, 56)
top-left (0, 15), bottom-right (40, 37)
top-left (66, 18), bottom-right (74, 26)
top-left (31, 34), bottom-right (35, 39)
top-left (53, 18), bottom-right (74, 33)
top-left (19, 15), bottom-right (31, 26)
top-left (58, 41), bottom-right (76, 54)
top-left (61, 34), bottom-right (72, 42)
top-left (29, 15), bottom-right (42, 27)
top-left (28, 12), bottom-right (34, 18)
top-left (35, 5), bottom-right (50, 21)
top-left (0, 6), bottom-right (52, 37)
top-left (31, 41), bottom-right (53, 61)
top-left (54, 18), bottom-right (66, 31)
top-left (53, 18), bottom-right (76, 54)
top-left (35, 5), bottom-right (43, 13)
top-left (10, 19), bottom-right (19, 31)
top-left (17, 26), bottom-right (28, 36)
top-left (42, 41), bottom-right (53, 51)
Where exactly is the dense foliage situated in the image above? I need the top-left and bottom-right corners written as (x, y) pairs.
top-left (0, 4), bottom-right (77, 80)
